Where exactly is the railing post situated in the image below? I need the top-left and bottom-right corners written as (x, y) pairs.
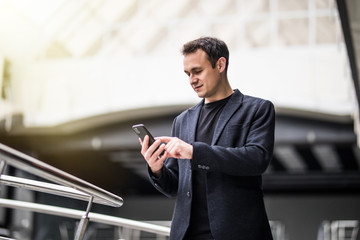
top-left (0, 160), bottom-right (6, 175)
top-left (74, 196), bottom-right (94, 240)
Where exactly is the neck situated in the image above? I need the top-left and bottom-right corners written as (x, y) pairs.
top-left (204, 82), bottom-right (233, 104)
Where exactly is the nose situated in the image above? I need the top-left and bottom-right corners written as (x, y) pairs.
top-left (189, 74), bottom-right (197, 84)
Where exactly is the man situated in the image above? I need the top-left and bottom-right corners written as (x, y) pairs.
top-left (140, 37), bottom-right (275, 239)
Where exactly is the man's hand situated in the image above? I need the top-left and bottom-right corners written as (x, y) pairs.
top-left (140, 135), bottom-right (167, 178)
top-left (156, 136), bottom-right (193, 159)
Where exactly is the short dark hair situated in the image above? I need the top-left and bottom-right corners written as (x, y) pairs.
top-left (181, 37), bottom-right (229, 71)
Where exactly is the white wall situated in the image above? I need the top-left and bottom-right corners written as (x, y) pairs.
top-left (0, 0), bottom-right (355, 128)
top-left (16, 44), bottom-right (354, 127)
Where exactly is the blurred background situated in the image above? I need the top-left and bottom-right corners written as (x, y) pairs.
top-left (0, 0), bottom-right (359, 239)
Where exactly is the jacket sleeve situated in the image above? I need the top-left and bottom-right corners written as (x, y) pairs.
top-left (147, 117), bottom-right (181, 198)
top-left (191, 100), bottom-right (275, 176)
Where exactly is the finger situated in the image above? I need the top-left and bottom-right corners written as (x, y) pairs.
top-left (167, 139), bottom-right (185, 158)
top-left (164, 143), bottom-right (177, 158)
top-left (155, 136), bottom-right (173, 143)
top-left (152, 143), bottom-right (167, 160)
top-left (140, 135), bottom-right (149, 155)
top-left (155, 143), bottom-right (166, 158)
top-left (143, 140), bottom-right (163, 165)
top-left (148, 145), bottom-right (166, 167)
top-left (164, 138), bottom-right (176, 153)
top-left (156, 150), bottom-right (168, 165)
top-left (147, 139), bottom-right (162, 155)
top-left (155, 147), bottom-right (168, 164)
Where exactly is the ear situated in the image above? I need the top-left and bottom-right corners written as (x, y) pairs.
top-left (217, 57), bottom-right (226, 72)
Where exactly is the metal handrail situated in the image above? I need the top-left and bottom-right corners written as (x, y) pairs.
top-left (0, 175), bottom-right (102, 204)
top-left (0, 198), bottom-right (170, 236)
top-left (0, 142), bottom-right (126, 239)
top-left (0, 143), bottom-right (123, 207)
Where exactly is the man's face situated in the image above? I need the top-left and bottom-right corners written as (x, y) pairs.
top-left (183, 49), bottom-right (222, 103)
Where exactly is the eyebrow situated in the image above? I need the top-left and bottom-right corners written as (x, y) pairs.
top-left (184, 67), bottom-right (202, 73)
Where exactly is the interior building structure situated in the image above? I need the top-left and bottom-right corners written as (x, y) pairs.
top-left (0, 0), bottom-right (360, 239)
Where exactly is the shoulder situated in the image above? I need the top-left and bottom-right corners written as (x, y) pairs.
top-left (230, 90), bottom-right (275, 120)
top-left (245, 95), bottom-right (273, 110)
top-left (170, 101), bottom-right (202, 136)
top-left (233, 89), bottom-right (274, 109)
top-left (175, 100), bottom-right (202, 121)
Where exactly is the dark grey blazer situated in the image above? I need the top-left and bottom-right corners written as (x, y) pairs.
top-left (149, 89), bottom-right (275, 240)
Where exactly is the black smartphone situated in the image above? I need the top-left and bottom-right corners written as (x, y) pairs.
top-left (132, 124), bottom-right (156, 146)
top-left (132, 124), bottom-right (165, 156)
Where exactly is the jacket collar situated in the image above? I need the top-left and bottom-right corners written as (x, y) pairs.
top-left (187, 89), bottom-right (244, 144)
top-left (212, 89), bottom-right (243, 144)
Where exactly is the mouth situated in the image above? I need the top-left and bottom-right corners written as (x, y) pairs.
top-left (193, 85), bottom-right (203, 92)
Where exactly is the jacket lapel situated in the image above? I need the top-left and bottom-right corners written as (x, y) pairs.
top-left (187, 100), bottom-right (203, 143)
top-left (212, 89), bottom-right (243, 145)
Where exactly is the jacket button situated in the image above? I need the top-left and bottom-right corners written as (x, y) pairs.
top-left (187, 192), bottom-right (191, 198)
